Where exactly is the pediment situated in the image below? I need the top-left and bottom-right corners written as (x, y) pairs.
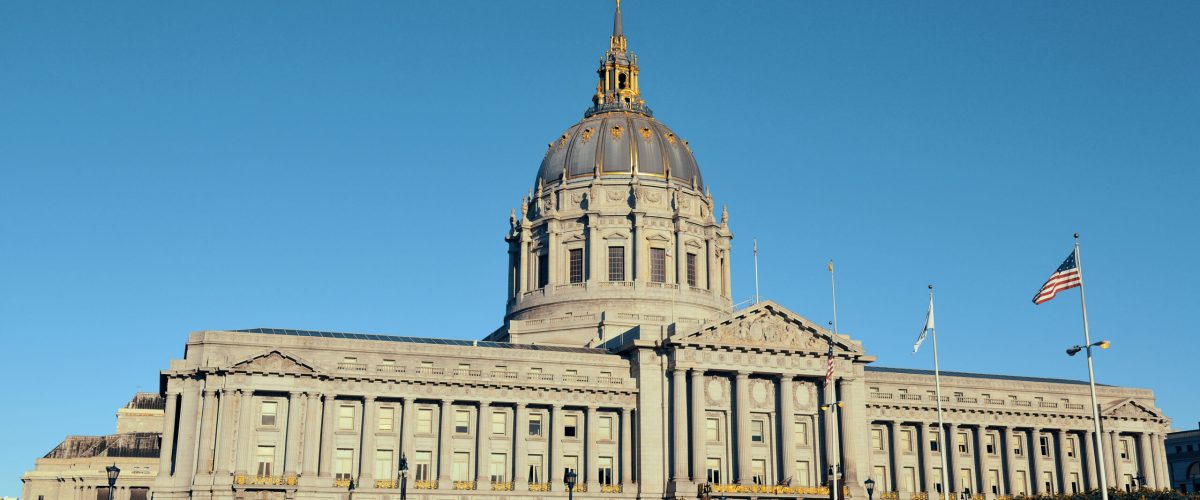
top-left (646, 233), bottom-right (671, 242)
top-left (684, 239), bottom-right (704, 249)
top-left (1100, 398), bottom-right (1164, 420)
top-left (602, 231), bottom-right (629, 240)
top-left (672, 300), bottom-right (865, 356)
top-left (230, 350), bottom-right (319, 374)
top-left (562, 234), bottom-right (586, 243)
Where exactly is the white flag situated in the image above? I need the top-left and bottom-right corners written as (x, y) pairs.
top-left (913, 294), bottom-right (935, 353)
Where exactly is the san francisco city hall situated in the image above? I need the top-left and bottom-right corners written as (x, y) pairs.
top-left (21, 3), bottom-right (1172, 500)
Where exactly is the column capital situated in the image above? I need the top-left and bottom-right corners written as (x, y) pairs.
top-left (515, 402), bottom-right (529, 409)
top-left (735, 370), bottom-right (750, 379)
top-left (363, 394), bottom-right (376, 403)
top-left (289, 390), bottom-right (304, 398)
top-left (478, 400), bottom-right (492, 407)
top-left (306, 391), bottom-right (322, 400)
top-left (440, 398), bottom-right (452, 407)
top-left (690, 368), bottom-right (705, 379)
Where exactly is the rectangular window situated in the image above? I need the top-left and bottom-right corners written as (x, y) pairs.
top-left (380, 358), bottom-right (395, 370)
top-left (255, 445), bottom-right (275, 476)
top-left (528, 454), bottom-right (544, 484)
top-left (872, 428), bottom-right (885, 451)
top-left (452, 452), bottom-right (471, 481)
top-left (490, 453), bottom-right (508, 482)
top-left (417, 408), bottom-right (433, 434)
top-left (931, 433), bottom-right (940, 452)
top-left (1070, 473), bottom-right (1080, 494)
top-left (904, 467), bottom-right (917, 492)
top-left (564, 455), bottom-right (579, 480)
top-left (1120, 440), bottom-right (1130, 459)
top-left (986, 433), bottom-right (996, 454)
top-left (565, 414), bottom-right (579, 438)
top-left (569, 248), bottom-right (584, 284)
top-left (796, 421), bottom-right (808, 445)
top-left (599, 415), bottom-right (614, 440)
top-left (537, 252), bottom-right (549, 288)
top-left (337, 404), bottom-right (355, 430)
top-left (990, 469), bottom-right (1002, 494)
top-left (129, 489), bottom-right (148, 500)
top-left (933, 468), bottom-right (943, 493)
top-left (334, 448), bottom-right (354, 480)
top-left (1067, 437), bottom-right (1077, 458)
top-left (378, 407), bottom-right (395, 432)
top-left (598, 456), bottom-right (614, 485)
top-left (958, 432), bottom-right (969, 454)
top-left (414, 451), bottom-right (432, 481)
top-left (961, 469), bottom-right (973, 494)
top-left (706, 458), bottom-right (722, 484)
top-left (686, 252), bottom-right (697, 287)
top-left (649, 248), bottom-right (667, 283)
top-left (1014, 434), bottom-right (1024, 456)
top-left (96, 488), bottom-right (110, 500)
top-left (375, 449), bottom-right (393, 479)
top-left (1044, 471), bottom-right (1055, 493)
top-left (751, 419), bottom-right (764, 443)
top-left (607, 246), bottom-right (625, 281)
top-left (455, 410), bottom-right (471, 434)
top-left (874, 466), bottom-right (889, 491)
top-left (752, 459), bottom-right (767, 485)
top-left (491, 411), bottom-right (507, 435)
top-left (1016, 471), bottom-right (1029, 495)
top-left (797, 461), bottom-right (811, 486)
top-left (706, 418), bottom-right (720, 442)
top-left (260, 401), bottom-right (278, 427)
top-left (529, 413), bottom-right (543, 436)
top-left (901, 429), bottom-right (914, 452)
top-left (1040, 436), bottom-right (1050, 457)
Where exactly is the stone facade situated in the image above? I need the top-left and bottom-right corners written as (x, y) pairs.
top-left (1166, 425), bottom-right (1200, 493)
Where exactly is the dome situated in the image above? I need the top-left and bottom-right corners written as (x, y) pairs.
top-left (535, 112), bottom-right (704, 189)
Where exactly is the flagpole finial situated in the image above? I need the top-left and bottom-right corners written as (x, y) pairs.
top-left (1074, 232), bottom-right (1080, 239)
top-left (928, 284), bottom-right (933, 290)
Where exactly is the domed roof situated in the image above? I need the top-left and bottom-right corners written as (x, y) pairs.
top-left (536, 112), bottom-right (703, 189)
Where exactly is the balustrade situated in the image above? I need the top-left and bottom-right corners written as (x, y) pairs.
top-left (336, 362), bottom-right (367, 372)
top-left (414, 480), bottom-right (438, 490)
top-left (529, 482), bottom-right (552, 492)
top-left (453, 480), bottom-right (476, 490)
top-left (491, 481), bottom-right (514, 491)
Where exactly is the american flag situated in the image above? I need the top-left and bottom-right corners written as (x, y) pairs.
top-left (1033, 251), bottom-right (1082, 304)
top-left (825, 339), bottom-right (835, 381)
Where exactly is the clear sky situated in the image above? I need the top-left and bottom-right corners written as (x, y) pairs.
top-left (1, 0), bottom-right (1197, 494)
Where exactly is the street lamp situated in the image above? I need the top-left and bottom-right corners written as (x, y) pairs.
top-left (565, 469), bottom-right (578, 500)
top-left (698, 482), bottom-right (713, 500)
top-left (1066, 338), bottom-right (1113, 500)
top-left (1066, 340), bottom-right (1109, 357)
top-left (347, 478), bottom-right (355, 500)
top-left (105, 464), bottom-right (120, 500)
top-left (865, 478), bottom-right (876, 500)
top-left (398, 454), bottom-right (409, 500)
top-left (1136, 474), bottom-right (1146, 490)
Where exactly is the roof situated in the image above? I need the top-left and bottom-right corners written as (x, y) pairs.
top-left (123, 393), bottom-right (165, 410)
top-left (44, 433), bottom-right (160, 459)
top-left (866, 366), bottom-right (1107, 387)
top-left (230, 328), bottom-right (612, 356)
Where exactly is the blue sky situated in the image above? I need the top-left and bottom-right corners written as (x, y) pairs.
top-left (1, 0), bottom-right (1197, 494)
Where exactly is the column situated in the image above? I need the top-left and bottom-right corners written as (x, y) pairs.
top-left (946, 423), bottom-right (959, 494)
top-left (671, 368), bottom-right (689, 481)
top-left (633, 214), bottom-right (645, 281)
top-left (1003, 427), bottom-right (1018, 496)
top-left (1030, 430), bottom-right (1045, 494)
top-left (1053, 429), bottom-right (1067, 493)
top-left (196, 390), bottom-right (218, 475)
top-left (588, 217), bottom-right (600, 283)
top-left (973, 426), bottom-right (986, 495)
top-left (283, 392), bottom-right (304, 476)
top-left (215, 389), bottom-right (234, 476)
top-left (158, 392), bottom-right (180, 476)
top-left (437, 400), bottom-right (453, 484)
top-left (1107, 431), bottom-right (1121, 488)
top-left (318, 395), bottom-right (336, 477)
top-left (734, 371), bottom-right (751, 485)
top-left (401, 398), bottom-right (415, 465)
top-left (549, 405), bottom-right (562, 486)
top-left (621, 407), bottom-right (634, 486)
top-left (920, 423), bottom-right (935, 494)
top-left (519, 229), bottom-right (530, 292)
top-left (476, 401), bottom-right (492, 486)
top-left (1083, 431), bottom-right (1098, 491)
top-left (514, 404), bottom-right (529, 487)
top-left (174, 380), bottom-right (202, 485)
top-left (674, 222), bottom-right (685, 287)
top-left (302, 393), bottom-right (322, 476)
top-left (1137, 433), bottom-right (1154, 488)
top-left (838, 377), bottom-right (867, 490)
top-left (705, 239), bottom-right (717, 291)
top-left (586, 405), bottom-right (600, 490)
top-left (360, 396), bottom-right (378, 483)
top-left (778, 377), bottom-right (796, 487)
top-left (1155, 433), bottom-right (1170, 488)
top-left (691, 370), bottom-right (707, 482)
top-left (235, 389), bottom-right (255, 476)
top-left (547, 222), bottom-right (559, 285)
top-left (889, 422), bottom-right (902, 494)
top-left (721, 243), bottom-right (732, 297)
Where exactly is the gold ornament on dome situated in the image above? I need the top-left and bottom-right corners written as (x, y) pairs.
top-left (610, 125), bottom-right (623, 139)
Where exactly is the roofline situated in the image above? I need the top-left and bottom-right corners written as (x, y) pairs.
top-left (865, 366), bottom-right (1109, 387)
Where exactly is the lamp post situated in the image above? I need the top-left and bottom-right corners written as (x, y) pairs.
top-left (1067, 339), bottom-right (1112, 500)
top-left (105, 464), bottom-right (120, 500)
top-left (1136, 474), bottom-right (1146, 490)
top-left (565, 469), bottom-right (577, 500)
top-left (346, 478), bottom-right (355, 500)
top-left (865, 478), bottom-right (876, 500)
top-left (398, 454), bottom-right (408, 500)
top-left (699, 482), bottom-right (712, 500)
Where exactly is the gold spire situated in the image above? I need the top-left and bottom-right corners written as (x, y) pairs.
top-left (588, 0), bottom-right (650, 117)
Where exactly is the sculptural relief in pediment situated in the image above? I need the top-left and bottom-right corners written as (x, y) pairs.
top-left (688, 307), bottom-right (827, 351)
top-left (231, 350), bottom-right (317, 374)
top-left (1103, 399), bottom-right (1163, 420)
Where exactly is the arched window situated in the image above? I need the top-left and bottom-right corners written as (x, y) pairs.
top-left (1188, 461), bottom-right (1200, 479)
top-left (618, 73), bottom-right (627, 90)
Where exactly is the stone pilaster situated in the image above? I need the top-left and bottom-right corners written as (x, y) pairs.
top-left (174, 380), bottom-right (202, 486)
top-left (671, 368), bottom-right (689, 482)
top-left (889, 421), bottom-right (902, 493)
top-left (401, 398), bottom-right (414, 466)
top-left (920, 423), bottom-right (935, 494)
top-left (1137, 432), bottom-right (1153, 488)
top-left (586, 405), bottom-right (600, 490)
top-left (476, 400), bottom-right (492, 486)
top-left (946, 423), bottom-right (959, 494)
top-left (1155, 433), bottom-right (1170, 488)
top-left (360, 396), bottom-right (378, 483)
top-left (549, 405), bottom-right (562, 487)
top-left (301, 392), bottom-right (322, 477)
top-left (838, 377), bottom-right (868, 496)
top-left (734, 371), bottom-right (751, 485)
top-left (1002, 427), bottom-right (1017, 496)
top-left (779, 377), bottom-right (796, 487)
top-left (1083, 431), bottom-right (1098, 491)
top-left (690, 370), bottom-right (707, 482)
top-left (284, 391), bottom-right (304, 476)
top-left (621, 407), bottom-right (634, 487)
top-left (1052, 429), bottom-right (1065, 493)
top-left (514, 403), bottom-right (529, 488)
top-left (318, 395), bottom-right (336, 477)
top-left (195, 390), bottom-right (218, 476)
top-left (158, 392), bottom-right (180, 477)
top-left (214, 389), bottom-right (234, 476)
top-left (437, 399), bottom-right (453, 484)
top-left (1030, 430), bottom-right (1045, 494)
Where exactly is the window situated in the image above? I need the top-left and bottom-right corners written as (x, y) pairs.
top-left (569, 248), bottom-right (584, 283)
top-left (752, 459), bottom-right (767, 485)
top-left (599, 415), bottom-right (614, 440)
top-left (958, 432), bottom-right (969, 454)
top-left (649, 248), bottom-right (667, 283)
top-left (960, 469), bottom-right (973, 494)
top-left (455, 410), bottom-right (471, 434)
top-left (934, 468), bottom-right (943, 493)
top-left (334, 448), bottom-right (354, 480)
top-left (1014, 434), bottom-right (1024, 456)
top-left (564, 455), bottom-right (579, 480)
top-left (491, 412), bottom-right (508, 435)
top-left (566, 368), bottom-right (578, 377)
top-left (565, 414), bottom-right (579, 438)
top-left (537, 252), bottom-right (549, 288)
top-left (796, 421), bottom-right (808, 445)
top-left (931, 433), bottom-right (940, 452)
top-left (452, 452), bottom-right (471, 481)
top-left (528, 454), bottom-right (544, 483)
top-left (416, 408), bottom-right (433, 434)
top-left (686, 252), bottom-right (697, 286)
top-left (874, 466), bottom-right (889, 490)
top-left (1040, 436), bottom-right (1050, 457)
top-left (414, 451), bottom-right (432, 481)
top-left (706, 458), bottom-right (722, 484)
top-left (1044, 471), bottom-right (1054, 493)
top-left (260, 401), bottom-right (278, 427)
top-left (530, 366), bottom-right (543, 374)
top-left (607, 246), bottom-right (625, 281)
top-left (990, 469), bottom-right (1001, 494)
top-left (378, 407), bottom-right (395, 431)
top-left (490, 453), bottom-right (507, 482)
top-left (751, 420), bottom-right (764, 443)
top-left (130, 489), bottom-right (148, 500)
top-left (1016, 471), bottom-right (1029, 495)
top-left (706, 418), bottom-right (720, 442)
top-left (598, 456), bottom-right (614, 485)
top-left (986, 433), bottom-right (997, 454)
top-left (338, 404), bottom-right (355, 430)
top-left (96, 488), bottom-right (110, 500)
top-left (1067, 437), bottom-right (1076, 458)
top-left (529, 413), bottom-right (543, 436)
top-left (255, 445), bottom-right (275, 476)
top-left (1070, 473), bottom-right (1081, 494)
top-left (904, 467), bottom-right (917, 492)
top-left (375, 449), bottom-right (393, 479)
top-left (901, 429), bottom-right (914, 452)
top-left (796, 461), bottom-right (811, 486)
top-left (380, 358), bottom-right (395, 371)
top-left (1120, 440), bottom-right (1130, 460)
top-left (872, 428), bottom-right (885, 451)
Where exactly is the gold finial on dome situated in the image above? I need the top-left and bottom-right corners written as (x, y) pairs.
top-left (588, 0), bottom-right (649, 117)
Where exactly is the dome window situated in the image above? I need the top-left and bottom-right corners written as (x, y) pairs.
top-left (610, 126), bottom-right (624, 140)
top-left (618, 73), bottom-right (628, 90)
top-left (581, 128), bottom-right (594, 141)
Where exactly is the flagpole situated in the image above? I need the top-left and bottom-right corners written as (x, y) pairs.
top-left (929, 285), bottom-right (951, 500)
top-left (1075, 233), bottom-right (1110, 500)
top-left (829, 260), bottom-right (839, 335)
top-left (826, 332), bottom-right (842, 500)
top-left (753, 238), bottom-right (760, 304)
